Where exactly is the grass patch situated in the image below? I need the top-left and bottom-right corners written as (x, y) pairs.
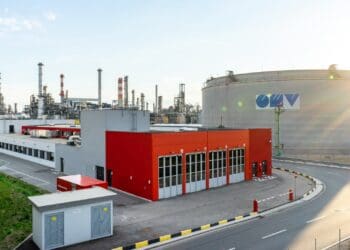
top-left (0, 172), bottom-right (46, 250)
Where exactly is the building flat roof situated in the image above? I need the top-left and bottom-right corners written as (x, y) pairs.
top-left (28, 187), bottom-right (116, 210)
top-left (0, 133), bottom-right (67, 144)
top-left (58, 175), bottom-right (106, 187)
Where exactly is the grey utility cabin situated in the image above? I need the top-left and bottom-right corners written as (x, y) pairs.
top-left (28, 187), bottom-right (116, 249)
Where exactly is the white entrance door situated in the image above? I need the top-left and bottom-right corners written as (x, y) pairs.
top-left (229, 148), bottom-right (245, 183)
top-left (158, 155), bottom-right (183, 199)
top-left (185, 153), bottom-right (206, 193)
top-left (209, 150), bottom-right (227, 188)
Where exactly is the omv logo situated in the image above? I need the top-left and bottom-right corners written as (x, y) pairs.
top-left (256, 94), bottom-right (300, 110)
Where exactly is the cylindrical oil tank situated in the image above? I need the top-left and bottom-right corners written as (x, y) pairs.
top-left (202, 69), bottom-right (350, 156)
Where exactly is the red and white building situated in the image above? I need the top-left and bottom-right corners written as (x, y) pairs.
top-left (0, 111), bottom-right (272, 201)
top-left (106, 128), bottom-right (271, 201)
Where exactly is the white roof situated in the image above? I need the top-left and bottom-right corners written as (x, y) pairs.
top-left (151, 123), bottom-right (202, 132)
top-left (0, 133), bottom-right (67, 144)
top-left (29, 187), bottom-right (116, 208)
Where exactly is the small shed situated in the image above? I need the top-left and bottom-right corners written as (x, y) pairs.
top-left (57, 175), bottom-right (108, 191)
top-left (28, 187), bottom-right (116, 249)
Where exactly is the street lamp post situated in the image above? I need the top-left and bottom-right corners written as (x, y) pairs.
top-left (274, 104), bottom-right (284, 156)
top-left (294, 175), bottom-right (297, 199)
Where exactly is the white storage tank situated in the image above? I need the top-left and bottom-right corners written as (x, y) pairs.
top-left (202, 68), bottom-right (350, 156)
top-left (28, 187), bottom-right (116, 249)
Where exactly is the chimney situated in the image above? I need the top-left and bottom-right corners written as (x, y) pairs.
top-left (155, 85), bottom-right (158, 114)
top-left (131, 90), bottom-right (135, 107)
top-left (136, 97), bottom-right (139, 109)
top-left (60, 74), bottom-right (65, 104)
top-left (38, 62), bottom-right (44, 97)
top-left (43, 85), bottom-right (47, 96)
top-left (124, 76), bottom-right (129, 108)
top-left (118, 77), bottom-right (123, 108)
top-left (65, 90), bottom-right (69, 99)
top-left (140, 93), bottom-right (145, 111)
top-left (14, 103), bottom-right (17, 114)
top-left (158, 96), bottom-right (163, 113)
top-left (97, 68), bottom-right (102, 108)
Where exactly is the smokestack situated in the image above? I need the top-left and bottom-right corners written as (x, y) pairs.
top-left (65, 90), bottom-right (68, 99)
top-left (118, 77), bottom-right (123, 108)
top-left (60, 74), bottom-right (64, 104)
top-left (97, 68), bottom-right (102, 108)
top-left (124, 76), bottom-right (129, 108)
top-left (155, 85), bottom-right (158, 114)
top-left (38, 62), bottom-right (44, 97)
top-left (136, 97), bottom-right (139, 109)
top-left (179, 83), bottom-right (185, 113)
top-left (140, 93), bottom-right (145, 111)
top-left (131, 90), bottom-right (135, 107)
top-left (158, 96), bottom-right (163, 113)
top-left (14, 103), bottom-right (17, 114)
top-left (43, 85), bottom-right (47, 96)
top-left (146, 102), bottom-right (149, 111)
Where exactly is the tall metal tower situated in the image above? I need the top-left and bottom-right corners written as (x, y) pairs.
top-left (0, 73), bottom-right (6, 115)
top-left (274, 104), bottom-right (284, 156)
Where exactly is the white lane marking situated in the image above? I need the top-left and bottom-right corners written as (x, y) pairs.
top-left (262, 229), bottom-right (287, 239)
top-left (306, 215), bottom-right (327, 224)
top-left (227, 248), bottom-right (236, 250)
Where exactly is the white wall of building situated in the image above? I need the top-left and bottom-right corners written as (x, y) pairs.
top-left (55, 109), bottom-right (150, 179)
top-left (0, 134), bottom-right (57, 168)
top-left (32, 200), bottom-right (113, 249)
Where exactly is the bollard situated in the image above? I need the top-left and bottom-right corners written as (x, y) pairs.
top-left (289, 189), bottom-right (294, 201)
top-left (253, 199), bottom-right (259, 212)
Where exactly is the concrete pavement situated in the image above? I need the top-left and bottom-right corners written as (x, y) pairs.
top-left (69, 170), bottom-right (312, 249)
top-left (1, 153), bottom-right (315, 250)
top-left (157, 160), bottom-right (350, 250)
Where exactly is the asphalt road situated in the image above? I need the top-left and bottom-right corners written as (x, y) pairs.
top-left (155, 161), bottom-right (350, 250)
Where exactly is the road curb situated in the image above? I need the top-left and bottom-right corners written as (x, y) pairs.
top-left (272, 167), bottom-right (323, 202)
top-left (112, 167), bottom-right (322, 250)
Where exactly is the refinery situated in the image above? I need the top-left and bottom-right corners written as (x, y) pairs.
top-left (0, 62), bottom-right (201, 123)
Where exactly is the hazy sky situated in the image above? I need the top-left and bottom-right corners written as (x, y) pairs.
top-left (1, 0), bottom-right (350, 111)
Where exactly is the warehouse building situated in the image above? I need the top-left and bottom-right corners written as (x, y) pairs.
top-left (0, 110), bottom-right (272, 201)
top-left (106, 128), bottom-right (271, 201)
top-left (0, 119), bottom-right (75, 168)
top-left (202, 67), bottom-right (350, 160)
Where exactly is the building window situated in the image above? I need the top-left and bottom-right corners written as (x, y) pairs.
top-left (39, 150), bottom-right (45, 159)
top-left (229, 148), bottom-right (245, 174)
top-left (209, 150), bottom-right (226, 179)
top-left (158, 155), bottom-right (182, 189)
top-left (28, 148), bottom-right (33, 156)
top-left (9, 144), bottom-right (13, 151)
top-left (186, 153), bottom-right (206, 183)
top-left (22, 147), bottom-right (27, 154)
top-left (34, 149), bottom-right (38, 157)
top-left (46, 152), bottom-right (54, 161)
